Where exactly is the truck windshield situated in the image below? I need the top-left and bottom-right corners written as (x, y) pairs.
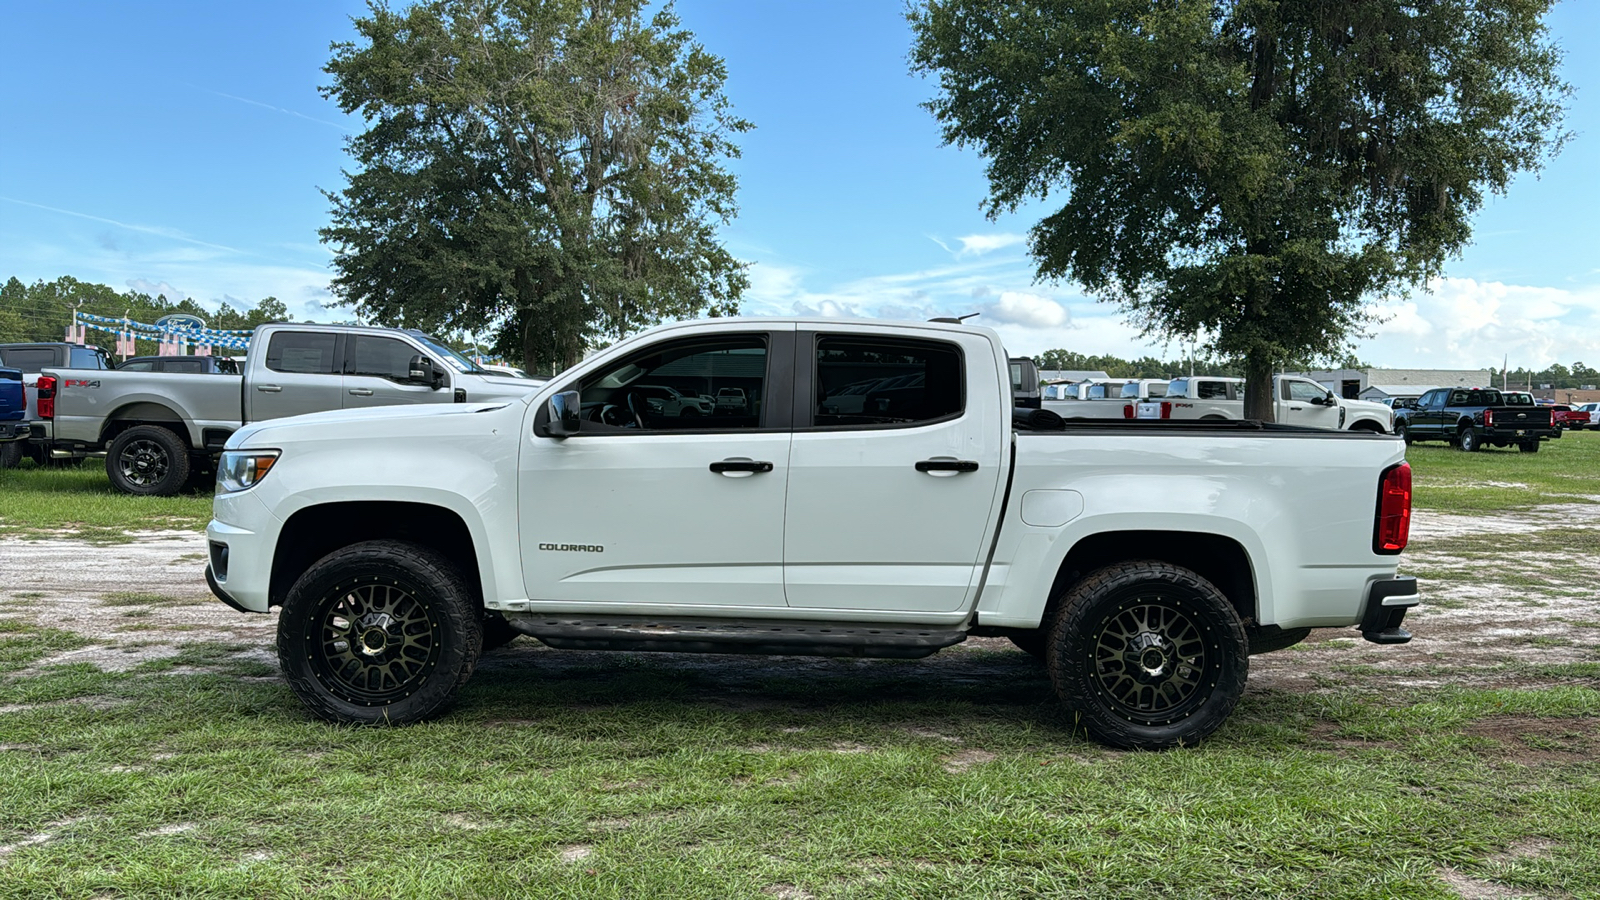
top-left (411, 334), bottom-right (488, 374)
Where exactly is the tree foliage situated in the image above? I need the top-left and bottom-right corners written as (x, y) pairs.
top-left (0, 276), bottom-right (291, 358)
top-left (911, 0), bottom-right (1568, 419)
top-left (320, 0), bottom-right (751, 373)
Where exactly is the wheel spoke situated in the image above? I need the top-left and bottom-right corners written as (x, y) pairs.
top-left (306, 576), bottom-right (442, 705)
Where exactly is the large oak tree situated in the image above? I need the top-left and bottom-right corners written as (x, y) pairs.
top-left (321, 0), bottom-right (750, 372)
top-left (911, 0), bottom-right (1568, 419)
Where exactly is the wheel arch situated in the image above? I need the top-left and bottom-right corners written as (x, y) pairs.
top-left (1042, 530), bottom-right (1258, 631)
top-left (1347, 418), bottom-right (1387, 433)
top-left (99, 402), bottom-right (190, 447)
top-left (269, 501), bottom-right (485, 612)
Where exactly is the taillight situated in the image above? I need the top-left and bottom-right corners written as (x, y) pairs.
top-left (1483, 409), bottom-right (1494, 428)
top-left (1123, 403), bottom-right (1135, 419)
top-left (1374, 462), bottom-right (1412, 554)
top-left (36, 375), bottom-right (56, 419)
top-left (1160, 401), bottom-right (1172, 419)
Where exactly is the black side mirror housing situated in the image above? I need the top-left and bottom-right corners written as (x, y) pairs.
top-left (545, 390), bottom-right (581, 438)
top-left (409, 355), bottom-right (445, 389)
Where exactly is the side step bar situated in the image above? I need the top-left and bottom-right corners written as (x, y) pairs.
top-left (506, 616), bottom-right (967, 659)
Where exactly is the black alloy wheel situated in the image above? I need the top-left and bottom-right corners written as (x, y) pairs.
top-left (106, 425), bottom-right (190, 495)
top-left (1047, 561), bottom-right (1248, 750)
top-left (278, 540), bottom-right (482, 725)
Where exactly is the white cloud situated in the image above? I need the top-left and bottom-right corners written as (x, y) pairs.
top-left (955, 233), bottom-right (1026, 257)
top-left (982, 291), bottom-right (1068, 328)
top-left (1357, 277), bottom-right (1600, 368)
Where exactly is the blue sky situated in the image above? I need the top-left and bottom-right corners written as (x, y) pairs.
top-left (3, 1), bottom-right (1598, 370)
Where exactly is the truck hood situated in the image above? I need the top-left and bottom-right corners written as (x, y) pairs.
top-left (225, 400), bottom-right (523, 450)
top-left (456, 372), bottom-right (547, 401)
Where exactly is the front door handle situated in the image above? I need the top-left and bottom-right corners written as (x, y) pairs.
top-left (916, 458), bottom-right (980, 474)
top-left (349, 389), bottom-right (374, 397)
top-left (256, 385), bottom-right (282, 393)
top-left (709, 458), bottom-right (773, 476)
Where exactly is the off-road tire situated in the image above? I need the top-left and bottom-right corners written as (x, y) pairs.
top-left (106, 425), bottom-right (190, 495)
top-left (1519, 440), bottom-right (1540, 453)
top-left (481, 610), bottom-right (520, 651)
top-left (277, 540), bottom-right (482, 725)
top-left (1045, 560), bottom-right (1248, 750)
top-left (1007, 630), bottom-right (1047, 660)
top-left (1457, 428), bottom-right (1481, 452)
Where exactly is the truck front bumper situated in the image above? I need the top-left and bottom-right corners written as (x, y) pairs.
top-left (204, 489), bottom-right (280, 614)
top-left (1359, 576), bottom-right (1418, 644)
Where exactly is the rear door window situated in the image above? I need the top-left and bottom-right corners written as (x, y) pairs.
top-left (0, 348), bottom-right (57, 374)
top-left (265, 332), bottom-right (340, 374)
top-left (69, 347), bottom-right (107, 369)
top-left (811, 336), bottom-right (963, 428)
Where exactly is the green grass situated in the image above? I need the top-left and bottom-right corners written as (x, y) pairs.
top-left (0, 628), bottom-right (1596, 899)
top-left (1407, 429), bottom-right (1600, 511)
top-left (0, 460), bottom-right (212, 541)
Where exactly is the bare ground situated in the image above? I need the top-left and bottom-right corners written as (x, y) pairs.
top-left (0, 503), bottom-right (1596, 714)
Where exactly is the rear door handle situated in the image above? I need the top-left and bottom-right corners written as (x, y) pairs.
top-left (916, 459), bottom-right (979, 474)
top-left (256, 385), bottom-right (282, 393)
top-left (709, 458), bottom-right (773, 476)
top-left (349, 389), bottom-right (374, 396)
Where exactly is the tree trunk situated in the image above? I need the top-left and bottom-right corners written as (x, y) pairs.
top-left (1242, 351), bottom-right (1275, 422)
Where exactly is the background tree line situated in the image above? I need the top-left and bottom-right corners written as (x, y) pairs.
top-left (1031, 348), bottom-right (1368, 381)
top-left (0, 276), bottom-right (293, 356)
top-left (1490, 363), bottom-right (1600, 391)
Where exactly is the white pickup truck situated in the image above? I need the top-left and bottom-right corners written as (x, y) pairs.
top-left (1136, 376), bottom-right (1394, 433)
top-left (36, 323), bottom-right (543, 495)
top-left (204, 317), bottom-right (1418, 750)
top-left (1043, 378), bottom-right (1168, 420)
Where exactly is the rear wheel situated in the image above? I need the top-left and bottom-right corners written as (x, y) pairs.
top-left (1520, 440), bottom-right (1541, 453)
top-left (0, 441), bottom-right (23, 469)
top-left (1457, 428), bottom-right (1481, 452)
top-left (1046, 561), bottom-right (1248, 750)
top-left (277, 540), bottom-right (482, 725)
top-left (106, 425), bottom-right (190, 495)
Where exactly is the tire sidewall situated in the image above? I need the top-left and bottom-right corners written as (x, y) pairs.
top-left (1047, 562), bottom-right (1248, 750)
top-left (277, 541), bottom-right (481, 725)
top-left (106, 426), bottom-right (190, 495)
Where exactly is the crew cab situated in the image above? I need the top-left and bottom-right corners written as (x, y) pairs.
top-left (36, 324), bottom-right (543, 495)
top-left (204, 318), bottom-right (1418, 751)
top-left (1394, 387), bottom-right (1556, 452)
top-left (1137, 376), bottom-right (1394, 433)
top-left (0, 342), bottom-right (112, 467)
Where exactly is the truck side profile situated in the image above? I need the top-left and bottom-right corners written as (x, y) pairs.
top-left (36, 323), bottom-right (542, 494)
top-left (1141, 375), bottom-right (1394, 433)
top-left (1393, 387), bottom-right (1556, 451)
top-left (205, 318), bottom-right (1417, 750)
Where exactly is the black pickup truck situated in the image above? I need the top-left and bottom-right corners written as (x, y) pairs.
top-left (1394, 387), bottom-right (1556, 452)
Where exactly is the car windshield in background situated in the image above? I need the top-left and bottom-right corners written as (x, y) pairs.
top-left (411, 333), bottom-right (487, 374)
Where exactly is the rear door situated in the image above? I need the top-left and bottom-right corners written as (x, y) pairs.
top-left (519, 327), bottom-right (795, 609)
top-left (343, 334), bottom-right (451, 409)
top-left (247, 331), bottom-right (345, 422)
top-left (783, 328), bottom-right (1006, 614)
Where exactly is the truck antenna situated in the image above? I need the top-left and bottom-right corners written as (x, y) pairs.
top-left (928, 312), bottom-right (981, 324)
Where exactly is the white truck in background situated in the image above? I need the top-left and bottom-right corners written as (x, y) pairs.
top-left (204, 316), bottom-right (1418, 751)
top-left (1135, 376), bottom-right (1394, 433)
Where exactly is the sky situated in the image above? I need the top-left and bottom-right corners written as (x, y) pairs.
top-left (2, 1), bottom-right (1599, 370)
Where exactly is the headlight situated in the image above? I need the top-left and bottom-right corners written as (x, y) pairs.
top-left (216, 450), bottom-right (280, 493)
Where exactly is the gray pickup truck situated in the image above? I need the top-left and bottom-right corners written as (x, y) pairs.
top-left (0, 342), bottom-right (114, 467)
top-left (37, 323), bottom-right (545, 495)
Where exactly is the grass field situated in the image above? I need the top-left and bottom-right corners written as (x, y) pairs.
top-left (0, 433), bottom-right (1597, 897)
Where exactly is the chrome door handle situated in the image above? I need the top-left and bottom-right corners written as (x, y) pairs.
top-left (256, 385), bottom-right (282, 393)
top-left (349, 389), bottom-right (374, 396)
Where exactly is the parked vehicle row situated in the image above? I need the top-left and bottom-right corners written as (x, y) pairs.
top-left (0, 342), bottom-right (113, 468)
top-left (1127, 375), bottom-right (1394, 433)
top-left (204, 316), bottom-right (1418, 751)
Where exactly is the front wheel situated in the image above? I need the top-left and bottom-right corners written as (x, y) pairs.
top-left (1046, 561), bottom-right (1248, 750)
top-left (1395, 422), bottom-right (1413, 445)
top-left (277, 540), bottom-right (482, 725)
top-left (106, 425), bottom-right (191, 495)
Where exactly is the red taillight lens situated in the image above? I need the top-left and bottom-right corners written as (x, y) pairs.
top-left (1123, 403), bottom-right (1135, 419)
top-left (36, 375), bottom-right (56, 419)
top-left (1160, 401), bottom-right (1172, 419)
top-left (1483, 409), bottom-right (1494, 428)
top-left (1374, 461), bottom-right (1412, 554)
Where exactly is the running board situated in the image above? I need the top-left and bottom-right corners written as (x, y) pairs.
top-left (506, 616), bottom-right (968, 659)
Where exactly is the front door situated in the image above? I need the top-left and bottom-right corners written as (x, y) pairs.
top-left (246, 331), bottom-right (346, 422)
top-left (783, 329), bottom-right (1006, 614)
top-left (519, 328), bottom-right (795, 610)
top-left (1281, 378), bottom-right (1342, 429)
top-left (343, 334), bottom-right (451, 409)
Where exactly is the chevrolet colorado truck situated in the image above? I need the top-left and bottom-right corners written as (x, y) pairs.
top-left (1393, 387), bottom-right (1556, 452)
top-left (205, 318), bottom-right (1418, 750)
top-left (1134, 376), bottom-right (1394, 433)
top-left (36, 323), bottom-right (542, 495)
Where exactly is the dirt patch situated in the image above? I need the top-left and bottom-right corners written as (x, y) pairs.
top-left (941, 749), bottom-right (996, 773)
top-left (1435, 867), bottom-right (1536, 900)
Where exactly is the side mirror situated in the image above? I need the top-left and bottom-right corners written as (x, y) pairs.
top-left (545, 390), bottom-right (581, 438)
top-left (409, 355), bottom-right (445, 389)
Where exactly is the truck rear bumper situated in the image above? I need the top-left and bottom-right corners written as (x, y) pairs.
top-left (0, 421), bottom-right (28, 442)
top-left (1359, 576), bottom-right (1418, 644)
